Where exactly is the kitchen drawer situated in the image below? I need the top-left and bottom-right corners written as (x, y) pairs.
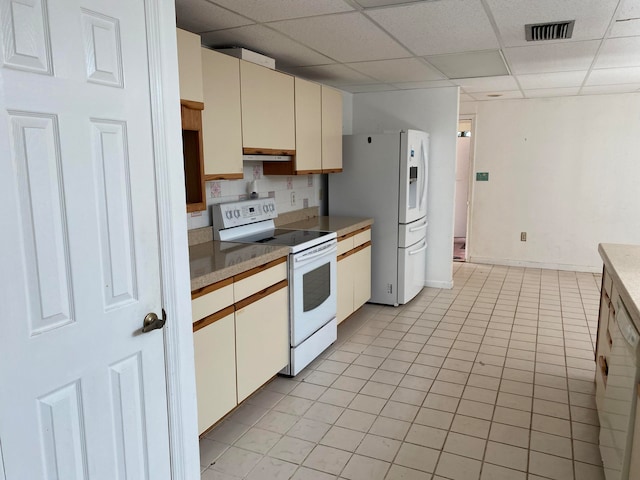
top-left (352, 228), bottom-right (371, 249)
top-left (233, 257), bottom-right (287, 302)
top-left (398, 218), bottom-right (428, 248)
top-left (191, 278), bottom-right (234, 322)
top-left (337, 236), bottom-right (354, 256)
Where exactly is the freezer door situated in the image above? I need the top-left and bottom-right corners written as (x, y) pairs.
top-left (397, 238), bottom-right (427, 304)
top-left (398, 217), bottom-right (428, 249)
top-left (399, 130), bottom-right (429, 225)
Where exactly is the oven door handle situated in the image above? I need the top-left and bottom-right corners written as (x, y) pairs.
top-left (295, 245), bottom-right (337, 264)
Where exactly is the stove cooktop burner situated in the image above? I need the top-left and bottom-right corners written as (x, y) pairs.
top-left (232, 228), bottom-right (333, 247)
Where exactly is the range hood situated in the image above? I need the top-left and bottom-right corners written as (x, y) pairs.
top-left (242, 154), bottom-right (292, 162)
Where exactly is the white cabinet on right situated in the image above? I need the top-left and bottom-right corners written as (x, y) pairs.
top-left (336, 227), bottom-right (371, 324)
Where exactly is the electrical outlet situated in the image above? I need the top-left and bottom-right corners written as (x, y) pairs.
top-left (290, 191), bottom-right (296, 206)
top-left (521, 232), bottom-right (527, 242)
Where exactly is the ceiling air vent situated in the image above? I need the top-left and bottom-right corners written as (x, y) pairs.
top-left (525, 20), bottom-right (575, 41)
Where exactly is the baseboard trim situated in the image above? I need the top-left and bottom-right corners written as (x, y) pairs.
top-left (468, 257), bottom-right (601, 273)
top-left (425, 279), bottom-right (454, 289)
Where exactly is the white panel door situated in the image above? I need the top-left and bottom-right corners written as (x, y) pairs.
top-left (0, 0), bottom-right (171, 478)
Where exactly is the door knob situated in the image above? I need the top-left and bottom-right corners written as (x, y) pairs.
top-left (142, 309), bottom-right (166, 333)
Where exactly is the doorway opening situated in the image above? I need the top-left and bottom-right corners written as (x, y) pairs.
top-left (454, 118), bottom-right (474, 262)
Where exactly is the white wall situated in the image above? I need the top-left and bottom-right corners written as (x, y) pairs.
top-left (461, 93), bottom-right (640, 271)
top-left (351, 87), bottom-right (460, 288)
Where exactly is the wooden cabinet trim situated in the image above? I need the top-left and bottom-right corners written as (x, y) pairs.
top-left (243, 147), bottom-right (295, 156)
top-left (191, 277), bottom-right (234, 299)
top-left (322, 168), bottom-right (343, 174)
top-left (181, 99), bottom-right (204, 110)
top-left (338, 225), bottom-right (371, 242)
top-left (295, 169), bottom-right (323, 175)
top-left (233, 256), bottom-right (287, 282)
top-left (193, 305), bottom-right (235, 332)
top-left (235, 279), bottom-right (288, 311)
top-left (204, 173), bottom-right (243, 181)
top-left (338, 241), bottom-right (372, 261)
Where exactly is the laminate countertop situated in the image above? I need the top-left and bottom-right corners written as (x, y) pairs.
top-left (189, 216), bottom-right (373, 292)
top-left (189, 241), bottom-right (289, 292)
top-left (598, 243), bottom-right (640, 328)
top-left (281, 216), bottom-right (373, 238)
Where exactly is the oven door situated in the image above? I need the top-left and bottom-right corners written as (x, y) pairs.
top-left (290, 240), bottom-right (337, 347)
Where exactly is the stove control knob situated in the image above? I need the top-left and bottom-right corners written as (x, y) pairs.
top-left (263, 204), bottom-right (269, 213)
top-left (234, 209), bottom-right (240, 218)
top-left (225, 210), bottom-right (233, 220)
top-left (268, 204), bottom-right (275, 212)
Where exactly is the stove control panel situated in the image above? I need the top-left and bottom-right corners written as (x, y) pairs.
top-left (212, 197), bottom-right (278, 230)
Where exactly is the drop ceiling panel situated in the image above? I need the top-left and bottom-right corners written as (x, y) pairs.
top-left (346, 58), bottom-right (445, 83)
top-left (425, 50), bottom-right (508, 79)
top-left (391, 80), bottom-right (457, 90)
top-left (366, 1), bottom-right (499, 56)
top-left (594, 37), bottom-right (640, 69)
top-left (610, 0), bottom-right (640, 38)
top-left (485, 0), bottom-right (618, 47)
top-left (524, 87), bottom-right (580, 98)
top-left (504, 41), bottom-right (600, 74)
top-left (586, 67), bottom-right (640, 85)
top-left (516, 71), bottom-right (587, 89)
top-left (471, 90), bottom-right (524, 100)
top-left (354, 0), bottom-right (420, 7)
top-left (581, 84), bottom-right (640, 94)
top-left (341, 84), bottom-right (396, 93)
top-left (209, 0), bottom-right (354, 22)
top-left (269, 12), bottom-right (410, 62)
top-left (281, 64), bottom-right (376, 85)
top-left (459, 93), bottom-right (475, 102)
top-left (453, 75), bottom-right (519, 93)
top-left (201, 25), bottom-right (334, 67)
top-left (175, 0), bottom-right (253, 33)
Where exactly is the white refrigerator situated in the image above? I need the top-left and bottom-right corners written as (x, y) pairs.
top-left (329, 129), bottom-right (429, 306)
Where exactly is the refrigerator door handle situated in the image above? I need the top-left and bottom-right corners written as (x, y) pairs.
top-left (419, 141), bottom-right (427, 211)
top-left (408, 241), bottom-right (428, 255)
top-left (409, 221), bottom-right (428, 232)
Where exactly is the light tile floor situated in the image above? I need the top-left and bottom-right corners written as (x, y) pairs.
top-left (200, 262), bottom-right (605, 480)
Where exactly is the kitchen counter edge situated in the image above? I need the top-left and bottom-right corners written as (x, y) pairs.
top-left (190, 243), bottom-right (290, 292)
top-left (598, 243), bottom-right (640, 327)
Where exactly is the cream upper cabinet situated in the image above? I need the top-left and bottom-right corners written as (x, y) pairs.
top-left (240, 61), bottom-right (295, 152)
top-left (294, 77), bottom-right (322, 174)
top-left (201, 48), bottom-right (243, 179)
top-left (176, 29), bottom-right (203, 103)
top-left (321, 85), bottom-right (343, 172)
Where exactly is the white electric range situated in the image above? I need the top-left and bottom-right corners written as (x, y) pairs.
top-left (212, 198), bottom-right (337, 376)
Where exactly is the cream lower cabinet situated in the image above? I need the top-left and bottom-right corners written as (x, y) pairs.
top-left (235, 284), bottom-right (289, 402)
top-left (193, 308), bottom-right (237, 435)
top-left (191, 258), bottom-right (288, 435)
top-left (337, 254), bottom-right (355, 324)
top-left (336, 227), bottom-right (372, 324)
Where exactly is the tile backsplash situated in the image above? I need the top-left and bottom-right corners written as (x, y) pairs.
top-left (187, 161), bottom-right (322, 230)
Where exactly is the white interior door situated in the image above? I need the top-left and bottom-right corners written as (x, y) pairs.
top-left (0, 0), bottom-right (171, 478)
